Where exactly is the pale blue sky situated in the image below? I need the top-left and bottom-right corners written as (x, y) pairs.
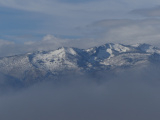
top-left (1, 0), bottom-right (160, 56)
top-left (1, 0), bottom-right (159, 42)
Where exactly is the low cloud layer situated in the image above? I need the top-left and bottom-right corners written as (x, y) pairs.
top-left (0, 65), bottom-right (160, 120)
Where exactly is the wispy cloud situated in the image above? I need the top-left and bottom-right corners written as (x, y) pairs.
top-left (0, 35), bottom-right (96, 57)
top-left (1, 0), bottom-right (160, 41)
top-left (1, 1), bottom-right (160, 56)
top-left (82, 19), bottom-right (160, 46)
top-left (130, 6), bottom-right (160, 17)
top-left (0, 39), bottom-right (14, 46)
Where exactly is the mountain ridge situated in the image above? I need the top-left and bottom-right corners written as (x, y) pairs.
top-left (0, 43), bottom-right (160, 86)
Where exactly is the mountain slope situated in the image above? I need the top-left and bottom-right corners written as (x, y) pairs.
top-left (0, 43), bottom-right (160, 86)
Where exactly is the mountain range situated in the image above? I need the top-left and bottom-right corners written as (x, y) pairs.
top-left (0, 43), bottom-right (160, 88)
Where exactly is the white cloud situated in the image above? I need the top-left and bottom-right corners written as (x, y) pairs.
top-left (0, 0), bottom-right (148, 20)
top-left (1, 0), bottom-right (160, 15)
top-left (0, 0), bottom-right (131, 38)
top-left (1, 23), bottom-right (160, 58)
top-left (1, 0), bottom-right (160, 38)
top-left (42, 34), bottom-right (58, 41)
top-left (24, 34), bottom-right (97, 51)
top-left (0, 0), bottom-right (114, 16)
top-left (0, 35), bottom-right (92, 57)
top-left (82, 19), bottom-right (160, 47)
top-left (0, 39), bottom-right (14, 46)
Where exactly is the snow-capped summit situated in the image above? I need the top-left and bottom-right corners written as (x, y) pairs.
top-left (0, 43), bottom-right (160, 85)
top-left (132, 43), bottom-right (160, 53)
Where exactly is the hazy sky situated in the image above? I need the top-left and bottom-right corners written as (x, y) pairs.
top-left (1, 0), bottom-right (160, 56)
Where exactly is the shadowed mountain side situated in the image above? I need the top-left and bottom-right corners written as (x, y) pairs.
top-left (0, 43), bottom-right (160, 87)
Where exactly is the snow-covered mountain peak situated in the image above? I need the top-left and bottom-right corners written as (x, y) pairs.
top-left (91, 43), bottom-right (135, 53)
top-left (85, 43), bottom-right (136, 61)
top-left (131, 43), bottom-right (160, 53)
top-left (0, 43), bottom-right (160, 85)
top-left (56, 47), bottom-right (84, 57)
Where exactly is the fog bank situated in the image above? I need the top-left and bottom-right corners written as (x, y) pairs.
top-left (0, 66), bottom-right (160, 120)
